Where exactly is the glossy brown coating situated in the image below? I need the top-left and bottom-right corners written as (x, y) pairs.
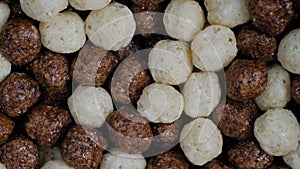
top-left (248, 0), bottom-right (294, 36)
top-left (147, 151), bottom-right (189, 169)
top-left (131, 0), bottom-right (165, 9)
top-left (226, 59), bottom-right (268, 102)
top-left (228, 140), bottom-right (273, 169)
top-left (292, 76), bottom-right (300, 104)
top-left (203, 160), bottom-right (234, 169)
top-left (61, 125), bottom-right (107, 169)
top-left (106, 106), bottom-right (153, 154)
top-left (152, 121), bottom-right (180, 149)
top-left (0, 113), bottom-right (14, 145)
top-left (0, 72), bottom-right (41, 117)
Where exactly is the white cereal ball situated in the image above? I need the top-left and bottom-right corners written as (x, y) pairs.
top-left (38, 146), bottom-right (62, 166)
top-left (67, 85), bottom-right (114, 128)
top-left (69, 0), bottom-right (111, 10)
top-left (204, 0), bottom-right (250, 28)
top-left (164, 0), bottom-right (205, 41)
top-left (85, 3), bottom-right (136, 51)
top-left (0, 53), bottom-right (11, 83)
top-left (254, 109), bottom-right (300, 156)
top-left (191, 25), bottom-right (237, 72)
top-left (180, 118), bottom-right (223, 166)
top-left (283, 144), bottom-right (300, 169)
top-left (137, 83), bottom-right (184, 123)
top-left (0, 163), bottom-right (6, 169)
top-left (278, 28), bottom-right (300, 74)
top-left (39, 11), bottom-right (86, 54)
top-left (20, 0), bottom-right (68, 22)
top-left (41, 160), bottom-right (74, 169)
top-left (255, 64), bottom-right (291, 111)
top-left (0, 2), bottom-right (10, 31)
top-left (182, 72), bottom-right (221, 118)
top-left (149, 40), bottom-right (193, 85)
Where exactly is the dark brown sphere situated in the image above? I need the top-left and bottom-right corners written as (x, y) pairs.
top-left (131, 0), bottom-right (165, 9)
top-left (152, 121), bottom-right (181, 149)
top-left (292, 75), bottom-right (300, 104)
top-left (147, 151), bottom-right (189, 169)
top-left (0, 113), bottom-right (14, 145)
top-left (203, 160), bottom-right (234, 169)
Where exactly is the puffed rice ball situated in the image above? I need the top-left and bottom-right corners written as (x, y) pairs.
top-left (137, 83), bottom-right (184, 123)
top-left (191, 25), bottom-right (237, 71)
top-left (278, 28), bottom-right (300, 74)
top-left (0, 2), bottom-right (10, 31)
top-left (0, 163), bottom-right (6, 169)
top-left (182, 72), bottom-right (221, 118)
top-left (180, 118), bottom-right (223, 166)
top-left (20, 0), bottom-right (68, 22)
top-left (0, 53), bottom-right (11, 83)
top-left (204, 0), bottom-right (250, 28)
top-left (39, 11), bottom-right (86, 54)
top-left (38, 146), bottom-right (62, 167)
top-left (67, 85), bottom-right (114, 128)
top-left (85, 3), bottom-right (136, 51)
top-left (254, 109), bottom-right (300, 156)
top-left (255, 64), bottom-right (291, 111)
top-left (163, 0), bottom-right (205, 41)
top-left (149, 40), bottom-right (193, 85)
top-left (283, 144), bottom-right (300, 169)
top-left (69, 0), bottom-right (111, 10)
top-left (41, 160), bottom-right (74, 169)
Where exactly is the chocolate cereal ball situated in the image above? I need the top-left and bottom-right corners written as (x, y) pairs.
top-left (0, 72), bottom-right (41, 117)
top-left (152, 121), bottom-right (181, 149)
top-left (131, 0), bottom-right (165, 9)
top-left (203, 160), bottom-right (234, 169)
top-left (0, 113), bottom-right (14, 145)
top-left (226, 59), bottom-right (268, 102)
top-left (292, 76), bottom-right (300, 104)
top-left (147, 151), bottom-right (189, 169)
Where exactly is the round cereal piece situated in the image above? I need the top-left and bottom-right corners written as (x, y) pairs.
top-left (180, 118), bottom-right (223, 166)
top-left (137, 83), bottom-right (184, 123)
top-left (278, 28), bottom-right (300, 74)
top-left (0, 2), bottom-right (10, 31)
top-left (254, 109), bottom-right (300, 156)
top-left (147, 151), bottom-right (189, 169)
top-left (149, 40), bottom-right (193, 85)
top-left (39, 11), bottom-right (86, 54)
top-left (38, 146), bottom-right (62, 167)
top-left (0, 113), bottom-right (14, 145)
top-left (182, 72), bottom-right (221, 118)
top-left (68, 85), bottom-right (113, 128)
top-left (255, 64), bottom-right (291, 111)
top-left (203, 160), bottom-right (234, 169)
top-left (131, 0), bottom-right (165, 9)
top-left (191, 25), bottom-right (237, 71)
top-left (283, 144), bottom-right (300, 169)
top-left (41, 160), bottom-right (74, 169)
top-left (69, 0), bottom-right (111, 10)
top-left (85, 3), bottom-right (136, 51)
top-left (164, 0), bottom-right (205, 41)
top-left (20, 0), bottom-right (68, 22)
top-left (0, 53), bottom-right (11, 84)
top-left (292, 75), bottom-right (300, 104)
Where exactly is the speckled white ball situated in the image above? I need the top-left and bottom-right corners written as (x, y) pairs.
top-left (0, 163), bottom-right (6, 169)
top-left (254, 109), bottom-right (300, 156)
top-left (38, 146), bottom-right (62, 167)
top-left (0, 2), bottom-right (9, 31)
top-left (69, 0), bottom-right (111, 10)
top-left (41, 160), bottom-right (74, 169)
top-left (68, 85), bottom-right (114, 128)
top-left (283, 144), bottom-right (300, 169)
top-left (0, 52), bottom-right (11, 83)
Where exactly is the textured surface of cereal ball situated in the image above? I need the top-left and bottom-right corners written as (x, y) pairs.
top-left (69, 0), bottom-right (111, 10)
top-left (255, 64), bottom-right (291, 111)
top-left (152, 122), bottom-right (180, 149)
top-left (0, 113), bottom-right (14, 145)
top-left (226, 59), bottom-right (268, 101)
top-left (0, 53), bottom-right (10, 84)
top-left (39, 11), bottom-right (86, 54)
top-left (248, 0), bottom-right (294, 36)
top-left (254, 109), bottom-right (300, 156)
top-left (85, 3), bottom-right (136, 51)
top-left (183, 72), bottom-right (221, 118)
top-left (20, 0), bottom-right (68, 22)
top-left (61, 125), bottom-right (107, 169)
top-left (164, 0), bottom-right (205, 41)
top-left (228, 140), bottom-right (274, 169)
top-left (68, 85), bottom-right (113, 128)
top-left (0, 136), bottom-right (39, 169)
top-left (203, 160), bottom-right (234, 169)
top-left (147, 151), bottom-right (189, 169)
top-left (180, 118), bottom-right (223, 166)
top-left (0, 72), bottom-right (41, 117)
top-left (41, 160), bottom-right (74, 169)
top-left (106, 106), bottom-right (153, 154)
top-left (149, 40), bottom-right (193, 85)
top-left (278, 28), bottom-right (300, 74)
top-left (38, 146), bottom-right (62, 167)
top-left (191, 25), bottom-right (237, 71)
top-left (292, 76), bottom-right (300, 104)
top-left (131, 0), bottom-right (165, 9)
top-left (0, 19), bottom-right (41, 66)
top-left (0, 2), bottom-right (10, 31)
top-left (283, 144), bottom-right (300, 169)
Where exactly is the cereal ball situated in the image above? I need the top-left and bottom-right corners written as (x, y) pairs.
top-left (85, 3), bottom-right (136, 51)
top-left (0, 53), bottom-right (11, 83)
top-left (69, 0), bottom-right (111, 10)
top-left (0, 2), bottom-right (10, 31)
top-left (237, 27), bottom-right (277, 62)
top-left (0, 113), bottom-right (14, 145)
top-left (38, 146), bottom-right (62, 167)
top-left (0, 136), bottom-right (39, 169)
top-left (42, 84), bottom-right (71, 104)
top-left (255, 64), bottom-right (291, 111)
top-left (20, 0), bottom-right (68, 22)
top-left (203, 160), bottom-right (234, 169)
top-left (180, 118), bottom-right (223, 166)
top-left (61, 125), bottom-right (107, 169)
top-left (191, 25), bottom-right (237, 71)
top-left (254, 109), bottom-right (300, 156)
top-left (183, 72), bottom-right (221, 118)
top-left (149, 40), bottom-right (193, 85)
top-left (283, 144), bottom-right (300, 169)
top-left (292, 76), bottom-right (300, 104)
top-left (226, 59), bottom-right (268, 101)
top-left (41, 160), bottom-right (74, 169)
top-left (131, 0), bottom-right (165, 9)
top-left (248, 0), bottom-right (294, 36)
top-left (0, 72), bottom-right (41, 117)
top-left (39, 11), bottom-right (86, 54)
top-left (278, 28), bottom-right (300, 74)
top-left (152, 121), bottom-right (181, 149)
top-left (228, 140), bottom-right (274, 169)
top-left (147, 151), bottom-right (189, 169)
top-left (107, 106), bottom-right (153, 154)
top-left (68, 85), bottom-right (113, 128)
top-left (116, 36), bottom-right (142, 61)
top-left (164, 0), bottom-right (205, 41)
top-left (0, 19), bottom-right (41, 66)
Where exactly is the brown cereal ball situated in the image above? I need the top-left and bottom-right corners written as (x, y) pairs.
top-left (203, 160), bottom-right (234, 169)
top-left (228, 140), bottom-right (274, 169)
top-left (106, 106), bottom-right (153, 154)
top-left (147, 151), bottom-right (189, 169)
top-left (116, 36), bottom-right (143, 61)
top-left (248, 0), bottom-right (294, 36)
top-left (292, 76), bottom-right (300, 104)
top-left (0, 19), bottom-right (41, 66)
top-left (0, 113), bottom-right (14, 145)
top-left (226, 59), bottom-right (268, 102)
top-left (0, 72), bottom-right (41, 117)
top-left (131, 0), bottom-right (165, 9)
top-left (0, 136), bottom-right (39, 169)
top-left (61, 125), bottom-right (107, 169)
top-left (152, 121), bottom-right (181, 149)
